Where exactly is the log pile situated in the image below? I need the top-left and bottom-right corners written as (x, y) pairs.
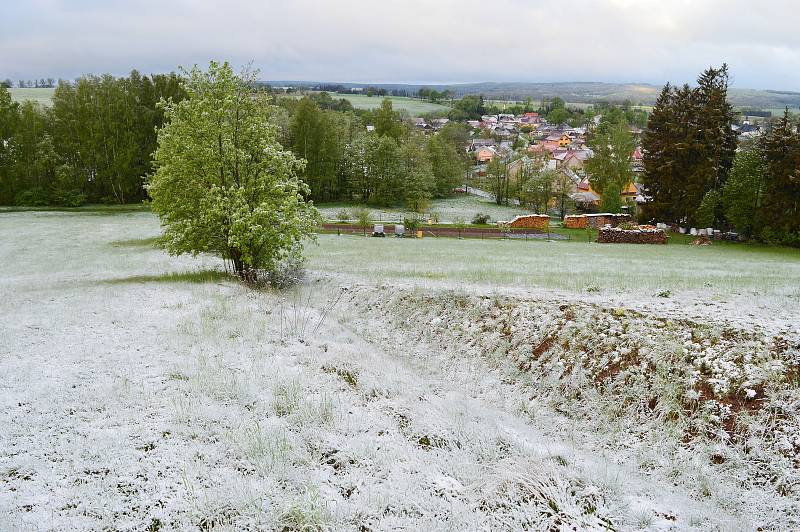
top-left (597, 226), bottom-right (667, 244)
top-left (585, 213), bottom-right (631, 228)
top-left (564, 215), bottom-right (587, 229)
top-left (501, 214), bottom-right (550, 230)
top-left (564, 213), bottom-right (631, 229)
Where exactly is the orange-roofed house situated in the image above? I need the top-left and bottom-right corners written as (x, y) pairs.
top-left (476, 146), bottom-right (497, 163)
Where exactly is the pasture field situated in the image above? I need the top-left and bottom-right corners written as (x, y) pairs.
top-left (2, 210), bottom-right (799, 529)
top-left (287, 92), bottom-right (450, 114)
top-left (316, 195), bottom-right (534, 224)
top-left (8, 87), bottom-right (55, 106)
top-left (306, 232), bottom-right (800, 331)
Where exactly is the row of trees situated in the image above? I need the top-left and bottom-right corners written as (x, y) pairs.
top-left (8, 79), bottom-right (56, 88)
top-left (282, 96), bottom-right (470, 210)
top-left (0, 71), bottom-right (185, 205)
top-left (642, 64), bottom-right (800, 245)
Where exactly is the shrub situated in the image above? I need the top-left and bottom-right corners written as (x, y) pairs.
top-left (759, 227), bottom-right (800, 248)
top-left (618, 221), bottom-right (638, 230)
top-left (353, 206), bottom-right (370, 236)
top-left (14, 188), bottom-right (49, 207)
top-left (50, 188), bottom-right (86, 207)
top-left (403, 216), bottom-right (421, 233)
top-left (472, 213), bottom-right (491, 225)
top-left (260, 256), bottom-right (305, 289)
top-left (336, 209), bottom-right (350, 222)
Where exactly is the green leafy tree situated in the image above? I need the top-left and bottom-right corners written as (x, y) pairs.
top-left (401, 134), bottom-right (434, 212)
top-left (427, 130), bottom-right (465, 197)
top-left (373, 98), bottom-right (404, 140)
top-left (452, 216), bottom-right (466, 238)
top-left (553, 170), bottom-right (576, 220)
top-left (586, 118), bottom-right (635, 213)
top-left (0, 85), bottom-right (20, 203)
top-left (354, 206), bottom-right (371, 236)
top-left (547, 107), bottom-right (569, 126)
top-left (514, 155), bottom-right (550, 212)
top-left (722, 149), bottom-right (765, 236)
top-left (147, 61), bottom-right (319, 281)
top-left (695, 189), bottom-right (721, 228)
top-left (364, 134), bottom-right (402, 205)
top-left (485, 156), bottom-right (509, 205)
top-left (758, 109), bottom-right (800, 238)
top-left (448, 94), bottom-right (486, 121)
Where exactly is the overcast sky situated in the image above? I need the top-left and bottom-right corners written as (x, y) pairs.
top-left (2, 0), bottom-right (799, 90)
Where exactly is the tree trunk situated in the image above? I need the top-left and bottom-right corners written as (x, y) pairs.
top-left (230, 248), bottom-right (245, 278)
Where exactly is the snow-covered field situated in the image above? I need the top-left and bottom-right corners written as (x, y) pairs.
top-left (1, 211), bottom-right (799, 530)
top-left (315, 195), bottom-right (533, 224)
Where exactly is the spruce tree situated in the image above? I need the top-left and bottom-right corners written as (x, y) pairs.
top-left (641, 84), bottom-right (676, 222)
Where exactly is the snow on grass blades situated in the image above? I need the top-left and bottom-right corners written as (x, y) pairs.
top-left (344, 286), bottom-right (800, 527)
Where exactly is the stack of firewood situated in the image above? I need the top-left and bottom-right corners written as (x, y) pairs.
top-left (597, 226), bottom-right (667, 244)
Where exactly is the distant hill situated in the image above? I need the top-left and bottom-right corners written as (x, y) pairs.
top-left (10, 83), bottom-right (800, 113)
top-left (267, 80), bottom-right (800, 111)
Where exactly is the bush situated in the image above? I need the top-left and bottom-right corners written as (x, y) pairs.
top-left (14, 188), bottom-right (49, 207)
top-left (353, 206), bottom-right (371, 236)
top-left (759, 227), bottom-right (800, 248)
top-left (618, 221), bottom-right (638, 230)
top-left (336, 209), bottom-right (350, 222)
top-left (472, 213), bottom-right (491, 225)
top-left (403, 216), bottom-right (421, 233)
top-left (50, 188), bottom-right (86, 207)
top-left (258, 256), bottom-right (305, 289)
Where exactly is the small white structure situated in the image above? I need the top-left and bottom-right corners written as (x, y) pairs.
top-left (394, 224), bottom-right (405, 237)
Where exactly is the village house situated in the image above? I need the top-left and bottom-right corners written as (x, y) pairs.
top-left (476, 146), bottom-right (497, 163)
top-left (570, 178), bottom-right (640, 211)
top-left (553, 149), bottom-right (592, 170)
top-left (520, 112), bottom-right (541, 124)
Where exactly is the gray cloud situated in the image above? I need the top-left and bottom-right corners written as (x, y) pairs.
top-left (1, 0), bottom-right (799, 89)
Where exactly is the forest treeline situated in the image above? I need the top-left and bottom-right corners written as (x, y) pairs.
top-left (0, 73), bottom-right (468, 211)
top-left (0, 71), bottom-right (185, 205)
top-left (280, 95), bottom-right (469, 209)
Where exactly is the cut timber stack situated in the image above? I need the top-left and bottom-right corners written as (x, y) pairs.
top-left (564, 215), bottom-right (587, 229)
top-left (585, 213), bottom-right (631, 228)
top-left (597, 226), bottom-right (667, 244)
top-left (564, 213), bottom-right (631, 229)
top-left (501, 214), bottom-right (550, 230)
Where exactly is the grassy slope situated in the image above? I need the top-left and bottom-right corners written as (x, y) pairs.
top-left (316, 196), bottom-right (533, 224)
top-left (0, 210), bottom-right (710, 530)
top-left (3, 211), bottom-right (797, 528)
top-left (306, 232), bottom-right (800, 298)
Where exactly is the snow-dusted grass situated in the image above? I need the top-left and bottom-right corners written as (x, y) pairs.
top-left (316, 195), bottom-right (535, 224)
top-left (345, 288), bottom-right (800, 527)
top-left (1, 211), bottom-right (798, 529)
top-left (307, 233), bottom-right (800, 303)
